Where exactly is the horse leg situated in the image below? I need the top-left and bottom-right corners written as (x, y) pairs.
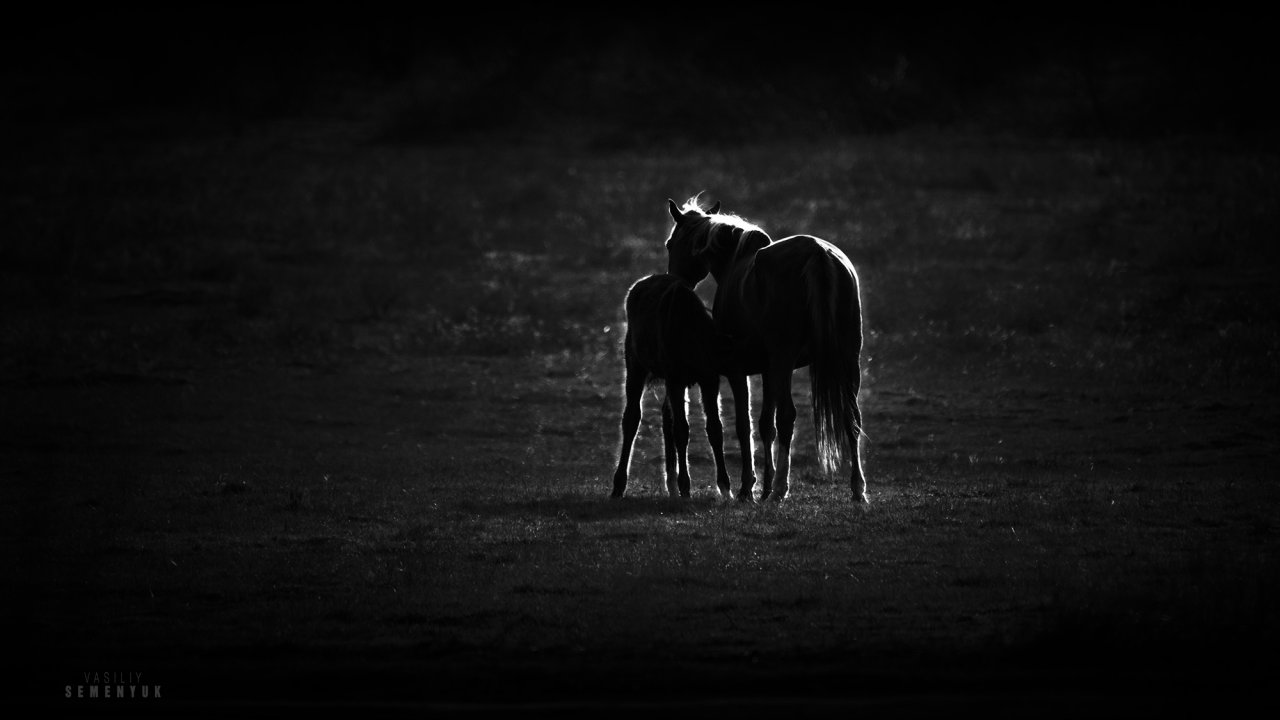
top-left (699, 376), bottom-right (732, 499)
top-left (767, 364), bottom-right (797, 503)
top-left (728, 373), bottom-right (756, 502)
top-left (661, 392), bottom-right (678, 497)
top-left (665, 381), bottom-right (692, 498)
top-left (612, 366), bottom-right (647, 498)
top-left (846, 395), bottom-right (869, 504)
top-left (758, 371), bottom-right (778, 501)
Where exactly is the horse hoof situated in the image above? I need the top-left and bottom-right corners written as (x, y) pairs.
top-left (768, 493), bottom-right (788, 504)
top-left (736, 492), bottom-right (756, 504)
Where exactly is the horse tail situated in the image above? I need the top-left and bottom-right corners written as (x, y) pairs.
top-left (803, 248), bottom-right (864, 475)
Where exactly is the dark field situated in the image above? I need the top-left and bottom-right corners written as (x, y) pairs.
top-left (4, 13), bottom-right (1279, 716)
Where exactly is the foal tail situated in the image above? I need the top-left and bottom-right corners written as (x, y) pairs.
top-left (804, 248), bottom-right (864, 475)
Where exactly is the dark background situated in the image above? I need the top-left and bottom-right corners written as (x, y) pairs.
top-left (8, 8), bottom-right (1276, 142)
top-left (4, 8), bottom-right (1278, 716)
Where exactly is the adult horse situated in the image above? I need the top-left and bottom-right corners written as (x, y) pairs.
top-left (664, 198), bottom-right (868, 503)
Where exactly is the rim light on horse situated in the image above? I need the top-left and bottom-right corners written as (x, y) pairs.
top-left (664, 197), bottom-right (868, 503)
top-left (612, 274), bottom-right (733, 499)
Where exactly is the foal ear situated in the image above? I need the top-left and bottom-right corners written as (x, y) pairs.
top-left (707, 201), bottom-right (721, 215)
top-left (668, 198), bottom-right (683, 222)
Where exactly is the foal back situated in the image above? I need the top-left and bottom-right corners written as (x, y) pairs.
top-left (625, 274), bottom-right (723, 385)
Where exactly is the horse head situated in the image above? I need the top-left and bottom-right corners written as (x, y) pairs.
top-left (666, 197), bottom-right (772, 284)
top-left (665, 198), bottom-right (716, 287)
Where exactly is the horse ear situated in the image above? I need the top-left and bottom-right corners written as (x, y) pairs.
top-left (668, 198), bottom-right (683, 222)
top-left (708, 201), bottom-right (721, 215)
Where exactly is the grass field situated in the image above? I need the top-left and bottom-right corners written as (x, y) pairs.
top-left (3, 22), bottom-right (1280, 714)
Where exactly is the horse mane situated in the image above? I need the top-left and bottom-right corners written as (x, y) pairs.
top-left (679, 197), bottom-right (771, 262)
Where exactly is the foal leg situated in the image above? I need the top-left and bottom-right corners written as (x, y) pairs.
top-left (661, 392), bottom-right (678, 496)
top-left (758, 371), bottom-right (780, 501)
top-left (665, 380), bottom-right (692, 498)
top-left (698, 376), bottom-right (732, 499)
top-left (767, 365), bottom-right (797, 503)
top-left (612, 366), bottom-right (647, 498)
top-left (728, 374), bottom-right (756, 502)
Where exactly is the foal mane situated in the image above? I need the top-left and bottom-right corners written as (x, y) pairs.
top-left (679, 198), bottom-right (771, 262)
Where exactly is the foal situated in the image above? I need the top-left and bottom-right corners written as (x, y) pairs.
top-left (612, 274), bottom-right (732, 499)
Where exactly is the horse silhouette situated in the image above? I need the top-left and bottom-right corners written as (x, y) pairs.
top-left (612, 274), bottom-right (733, 499)
top-left (664, 198), bottom-right (868, 503)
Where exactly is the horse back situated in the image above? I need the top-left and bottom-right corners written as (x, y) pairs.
top-left (754, 235), bottom-right (856, 283)
top-left (715, 235), bottom-right (860, 371)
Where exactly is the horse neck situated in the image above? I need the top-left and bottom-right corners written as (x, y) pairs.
top-left (708, 228), bottom-right (770, 283)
